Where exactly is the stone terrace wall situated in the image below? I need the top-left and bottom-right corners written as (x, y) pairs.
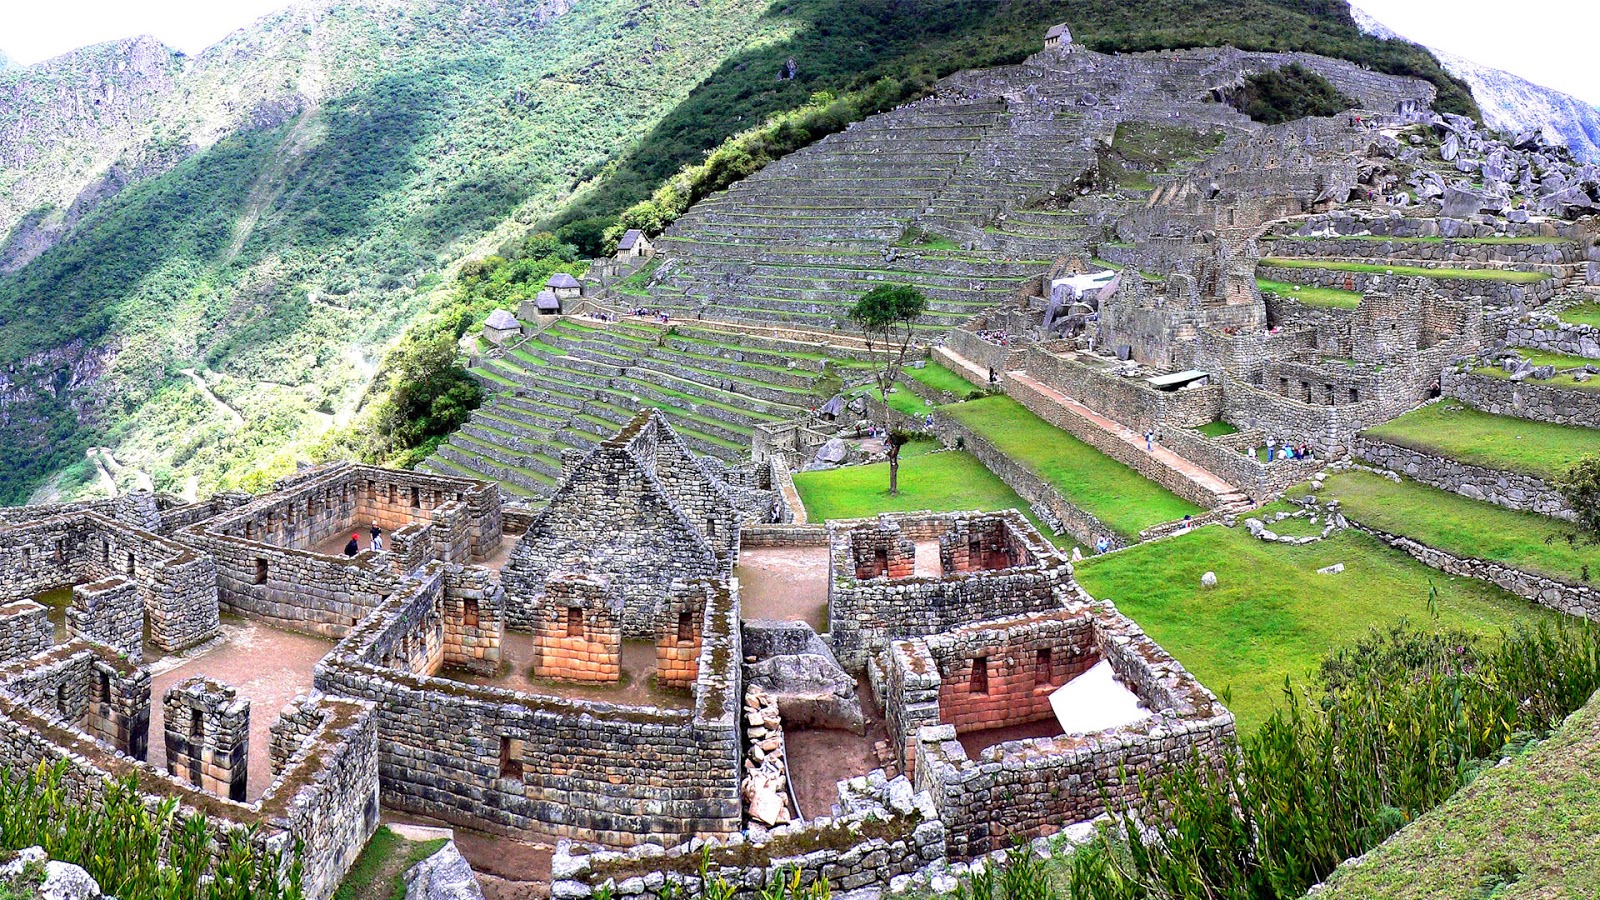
top-left (1506, 315), bottom-right (1600, 359)
top-left (1354, 435), bottom-right (1571, 519)
top-left (827, 512), bottom-right (1070, 670)
top-left (550, 776), bottom-right (946, 900)
top-left (0, 642), bottom-right (379, 900)
top-left (1347, 518), bottom-right (1600, 621)
top-left (0, 601), bottom-right (53, 664)
top-left (1443, 370), bottom-right (1600, 427)
top-left (1162, 427), bottom-right (1320, 501)
top-left (1023, 348), bottom-right (1222, 431)
top-left (911, 602), bottom-right (1236, 859)
top-left (315, 564), bottom-right (743, 847)
top-left (1222, 379), bottom-right (1403, 458)
top-left (1257, 265), bottom-right (1560, 308)
top-left (738, 524), bottom-right (830, 548)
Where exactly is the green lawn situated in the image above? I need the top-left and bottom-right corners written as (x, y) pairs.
top-left (792, 444), bottom-right (1063, 544)
top-left (941, 395), bottom-right (1203, 540)
top-left (905, 361), bottom-right (978, 396)
top-left (1363, 401), bottom-right (1600, 481)
top-left (1322, 470), bottom-right (1600, 585)
top-left (1256, 276), bottom-right (1364, 309)
top-left (1073, 525), bottom-right (1555, 732)
top-left (1196, 420), bottom-right (1240, 438)
top-left (1260, 257), bottom-right (1553, 284)
top-left (1559, 302), bottom-right (1600, 329)
top-left (1317, 689), bottom-right (1600, 898)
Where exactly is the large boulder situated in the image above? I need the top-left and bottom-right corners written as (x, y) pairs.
top-left (1440, 186), bottom-right (1486, 219)
top-left (745, 653), bottom-right (865, 733)
top-left (813, 438), bottom-right (848, 467)
top-left (0, 848), bottom-right (103, 900)
top-left (404, 842), bottom-right (485, 900)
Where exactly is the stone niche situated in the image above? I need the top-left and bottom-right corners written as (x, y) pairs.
top-left (532, 573), bottom-right (623, 683)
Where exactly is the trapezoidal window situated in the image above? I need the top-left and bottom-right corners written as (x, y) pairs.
top-left (464, 596), bottom-right (480, 628)
top-left (190, 711), bottom-right (204, 739)
top-left (56, 684), bottom-right (70, 717)
top-left (1035, 649), bottom-right (1052, 689)
top-left (99, 671), bottom-right (112, 705)
top-left (566, 607), bottom-right (584, 638)
top-left (969, 656), bottom-right (990, 695)
top-left (499, 737), bottom-right (523, 779)
top-left (410, 486), bottom-right (421, 509)
top-left (677, 610), bottom-right (695, 642)
top-left (254, 559), bottom-right (268, 585)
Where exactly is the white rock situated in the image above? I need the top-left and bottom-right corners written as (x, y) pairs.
top-left (1200, 571), bottom-right (1218, 588)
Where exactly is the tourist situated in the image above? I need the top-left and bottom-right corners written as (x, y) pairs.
top-left (1095, 535), bottom-right (1110, 555)
top-left (370, 524), bottom-right (384, 553)
top-left (988, 366), bottom-right (999, 385)
top-left (924, 412), bottom-right (935, 429)
top-left (1265, 437), bottom-right (1276, 461)
top-left (343, 533), bottom-right (360, 557)
top-left (1144, 430), bottom-right (1154, 452)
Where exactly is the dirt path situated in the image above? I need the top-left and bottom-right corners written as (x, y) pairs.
top-left (180, 368), bottom-right (244, 427)
top-left (87, 448), bottom-right (118, 497)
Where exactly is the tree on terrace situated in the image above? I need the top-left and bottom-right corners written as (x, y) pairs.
top-left (1556, 454), bottom-right (1600, 549)
top-left (847, 283), bottom-right (928, 496)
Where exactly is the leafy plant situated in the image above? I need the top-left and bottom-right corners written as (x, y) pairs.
top-left (1231, 64), bottom-right (1357, 125)
top-left (847, 284), bottom-right (928, 496)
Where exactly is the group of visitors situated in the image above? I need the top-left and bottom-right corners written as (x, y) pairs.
top-left (977, 328), bottom-right (1012, 347)
top-left (587, 310), bottom-right (617, 323)
top-left (342, 524), bottom-right (386, 557)
top-left (1254, 438), bottom-right (1312, 462)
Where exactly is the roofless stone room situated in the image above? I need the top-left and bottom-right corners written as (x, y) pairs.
top-left (1, 4), bottom-right (1599, 899)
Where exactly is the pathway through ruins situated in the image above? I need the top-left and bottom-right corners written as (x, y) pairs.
top-left (733, 546), bottom-right (829, 630)
top-left (144, 617), bottom-right (331, 800)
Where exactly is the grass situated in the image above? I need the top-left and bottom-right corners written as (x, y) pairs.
top-left (1316, 689), bottom-right (1600, 898)
top-left (1558, 302), bottom-right (1600, 329)
top-left (1256, 277), bottom-right (1363, 309)
top-left (333, 827), bottom-right (449, 900)
top-left (1259, 257), bottom-right (1553, 284)
top-left (613, 258), bottom-right (661, 297)
top-left (941, 395), bottom-right (1203, 540)
top-left (1322, 470), bottom-right (1600, 586)
top-left (904, 361), bottom-right (979, 396)
top-left (792, 444), bottom-right (1064, 545)
top-left (1073, 524), bottom-right (1556, 731)
top-left (1363, 401), bottom-right (1600, 481)
top-left (1195, 420), bottom-right (1240, 438)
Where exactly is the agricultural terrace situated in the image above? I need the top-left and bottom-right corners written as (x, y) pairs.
top-left (1558, 302), bottom-right (1600, 328)
top-left (1362, 401), bottom-right (1600, 480)
top-left (1256, 277), bottom-right (1363, 309)
top-left (1258, 257), bottom-right (1555, 283)
top-left (1316, 689), bottom-right (1600, 898)
top-left (1472, 348), bottom-right (1600, 392)
top-left (940, 395), bottom-right (1204, 540)
top-left (1072, 524), bottom-right (1556, 731)
top-left (791, 442), bottom-right (1064, 544)
top-left (1321, 470), bottom-right (1600, 585)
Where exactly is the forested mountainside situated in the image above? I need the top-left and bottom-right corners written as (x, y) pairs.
top-left (0, 0), bottom-right (1480, 505)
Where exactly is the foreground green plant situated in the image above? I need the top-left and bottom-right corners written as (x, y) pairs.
top-left (0, 762), bottom-right (301, 900)
top-left (1061, 619), bottom-right (1600, 899)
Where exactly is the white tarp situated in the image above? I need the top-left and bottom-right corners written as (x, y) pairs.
top-left (1048, 659), bottom-right (1151, 734)
top-left (1050, 270), bottom-right (1117, 303)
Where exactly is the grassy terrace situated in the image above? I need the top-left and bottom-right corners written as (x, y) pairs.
top-left (1259, 257), bottom-right (1553, 283)
top-left (1256, 276), bottom-right (1363, 309)
top-left (1316, 689), bottom-right (1600, 898)
top-left (1472, 348), bottom-right (1600, 392)
top-left (1559, 302), bottom-right (1600, 329)
top-left (792, 443), bottom-right (1063, 545)
top-left (1195, 420), bottom-right (1240, 438)
top-left (1363, 401), bottom-right (1600, 480)
top-left (1322, 470), bottom-right (1600, 585)
top-left (1073, 524), bottom-right (1555, 731)
top-left (905, 360), bottom-right (978, 396)
top-left (941, 395), bottom-right (1203, 540)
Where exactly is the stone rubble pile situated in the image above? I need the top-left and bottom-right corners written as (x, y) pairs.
top-left (741, 686), bottom-right (793, 827)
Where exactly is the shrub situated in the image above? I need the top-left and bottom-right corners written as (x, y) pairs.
top-left (0, 762), bottom-right (301, 900)
top-left (1232, 64), bottom-right (1357, 125)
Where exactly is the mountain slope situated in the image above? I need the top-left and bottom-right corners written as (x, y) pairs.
top-left (1350, 3), bottom-right (1600, 162)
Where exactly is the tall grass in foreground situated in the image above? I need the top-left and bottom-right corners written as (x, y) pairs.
top-left (1063, 618), bottom-right (1600, 899)
top-left (0, 763), bottom-right (301, 900)
top-left (943, 619), bottom-right (1600, 900)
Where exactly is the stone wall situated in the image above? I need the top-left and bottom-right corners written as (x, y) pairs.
top-left (1023, 347), bottom-right (1222, 431)
top-left (909, 601), bottom-right (1236, 859)
top-left (550, 776), bottom-right (946, 900)
top-left (163, 677), bottom-right (250, 802)
top-left (1506, 314), bottom-right (1600, 359)
top-left (1442, 370), bottom-right (1600, 427)
top-left (0, 601), bottom-right (53, 664)
top-left (1354, 435), bottom-right (1571, 519)
top-left (738, 525), bottom-right (830, 548)
top-left (0, 511), bottom-right (219, 653)
top-left (1348, 519), bottom-right (1600, 621)
top-left (0, 641), bottom-right (379, 900)
top-left (827, 512), bottom-right (1070, 670)
top-left (315, 564), bottom-right (743, 847)
top-left (1256, 265), bottom-right (1559, 308)
top-left (67, 577), bottom-right (144, 659)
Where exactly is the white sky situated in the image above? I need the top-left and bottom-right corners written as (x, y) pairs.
top-left (0, 1), bottom-right (1595, 105)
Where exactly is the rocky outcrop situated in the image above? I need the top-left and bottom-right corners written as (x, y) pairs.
top-left (403, 842), bottom-right (485, 900)
top-left (0, 847), bottom-right (106, 900)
